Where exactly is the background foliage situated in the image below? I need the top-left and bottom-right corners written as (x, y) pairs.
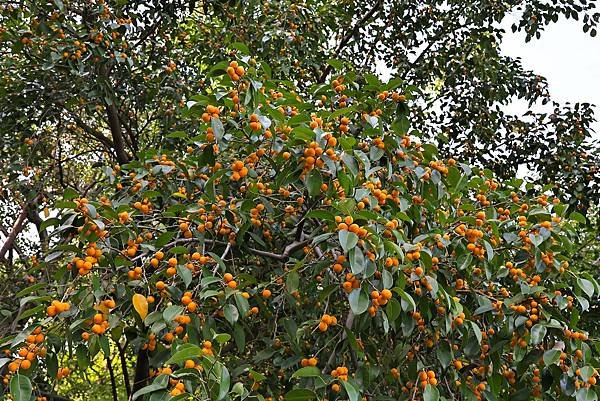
top-left (0, 0), bottom-right (599, 400)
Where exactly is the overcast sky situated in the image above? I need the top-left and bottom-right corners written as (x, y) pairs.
top-left (501, 16), bottom-right (600, 136)
top-left (374, 15), bottom-right (600, 135)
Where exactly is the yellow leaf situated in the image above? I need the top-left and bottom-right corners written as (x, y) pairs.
top-left (94, 303), bottom-right (109, 319)
top-left (132, 294), bottom-right (148, 320)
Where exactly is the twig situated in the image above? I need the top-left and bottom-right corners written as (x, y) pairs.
top-left (318, 0), bottom-right (383, 83)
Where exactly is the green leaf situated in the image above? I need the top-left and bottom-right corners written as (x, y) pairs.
top-left (386, 298), bottom-right (401, 322)
top-left (286, 270), bottom-right (300, 293)
top-left (342, 381), bottom-right (360, 401)
top-left (569, 211), bottom-right (587, 224)
top-left (327, 59), bottom-right (344, 70)
top-left (224, 304), bottom-right (239, 324)
top-left (305, 210), bottom-right (335, 221)
top-left (211, 117), bottom-right (224, 141)
top-left (423, 384), bottom-right (439, 401)
top-left (214, 333), bottom-right (231, 345)
top-left (577, 277), bottom-right (595, 298)
top-left (15, 282), bottom-right (45, 297)
top-left (76, 344), bottom-right (89, 369)
top-left (133, 375), bottom-right (170, 400)
top-left (218, 364), bottom-right (230, 400)
top-left (148, 390), bottom-right (170, 401)
top-left (349, 247), bottom-right (366, 275)
top-left (165, 344), bottom-right (203, 365)
top-left (248, 369), bottom-right (267, 382)
top-left (348, 288), bottom-right (369, 315)
top-left (394, 287), bottom-right (416, 312)
top-left (291, 366), bottom-right (323, 378)
top-left (284, 389), bottom-right (316, 401)
top-left (230, 42), bottom-right (250, 54)
top-left (234, 292), bottom-right (250, 315)
top-left (530, 324), bottom-right (546, 345)
top-left (543, 349), bottom-right (561, 366)
top-left (155, 231), bottom-right (176, 248)
top-left (580, 366), bottom-right (595, 382)
top-left (339, 136), bottom-right (356, 151)
top-left (163, 305), bottom-right (184, 322)
top-left (306, 168), bottom-right (322, 197)
top-left (339, 230), bottom-right (359, 253)
top-left (436, 341), bottom-right (453, 368)
top-left (233, 324), bottom-right (245, 351)
top-left (176, 265), bottom-right (192, 288)
top-left (576, 388), bottom-right (598, 401)
top-left (10, 375), bottom-right (32, 401)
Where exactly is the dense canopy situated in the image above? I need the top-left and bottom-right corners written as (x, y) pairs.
top-left (1, 1), bottom-right (599, 401)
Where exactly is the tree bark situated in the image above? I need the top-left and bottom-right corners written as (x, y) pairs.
top-left (106, 352), bottom-right (119, 401)
top-left (129, 348), bottom-right (149, 400)
top-left (106, 103), bottom-right (131, 165)
top-left (118, 342), bottom-right (132, 399)
top-left (0, 206), bottom-right (28, 261)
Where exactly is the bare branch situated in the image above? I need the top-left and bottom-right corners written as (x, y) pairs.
top-left (0, 205), bottom-right (28, 261)
top-left (318, 0), bottom-right (383, 83)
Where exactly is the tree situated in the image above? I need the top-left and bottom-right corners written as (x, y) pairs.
top-left (1, 0), bottom-right (599, 271)
top-left (1, 56), bottom-right (598, 401)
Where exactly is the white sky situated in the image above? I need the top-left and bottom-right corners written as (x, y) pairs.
top-left (501, 16), bottom-right (600, 136)
top-left (375, 15), bottom-right (600, 135)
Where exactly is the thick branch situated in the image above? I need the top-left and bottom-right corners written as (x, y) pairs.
top-left (99, 63), bottom-right (132, 164)
top-left (130, 348), bottom-right (149, 400)
top-left (106, 352), bottom-right (118, 401)
top-left (0, 206), bottom-right (28, 261)
top-left (164, 237), bottom-right (311, 261)
top-left (67, 111), bottom-right (117, 155)
top-left (106, 103), bottom-right (131, 165)
top-left (0, 222), bottom-right (24, 257)
top-left (118, 342), bottom-right (132, 398)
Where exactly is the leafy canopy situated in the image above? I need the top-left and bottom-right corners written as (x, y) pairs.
top-left (1, 55), bottom-right (599, 401)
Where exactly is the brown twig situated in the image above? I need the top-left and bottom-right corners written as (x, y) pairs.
top-left (0, 205), bottom-right (28, 261)
top-left (318, 0), bottom-right (383, 83)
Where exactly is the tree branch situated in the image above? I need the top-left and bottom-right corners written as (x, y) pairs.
top-left (163, 237), bottom-right (311, 261)
top-left (106, 103), bottom-right (131, 165)
top-left (130, 348), bottom-right (149, 400)
top-left (39, 392), bottom-right (72, 401)
top-left (0, 205), bottom-right (28, 261)
top-left (118, 342), bottom-right (132, 399)
top-left (67, 111), bottom-right (116, 151)
top-left (106, 352), bottom-right (118, 401)
top-left (318, 0), bottom-right (383, 83)
top-left (0, 222), bottom-right (24, 258)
